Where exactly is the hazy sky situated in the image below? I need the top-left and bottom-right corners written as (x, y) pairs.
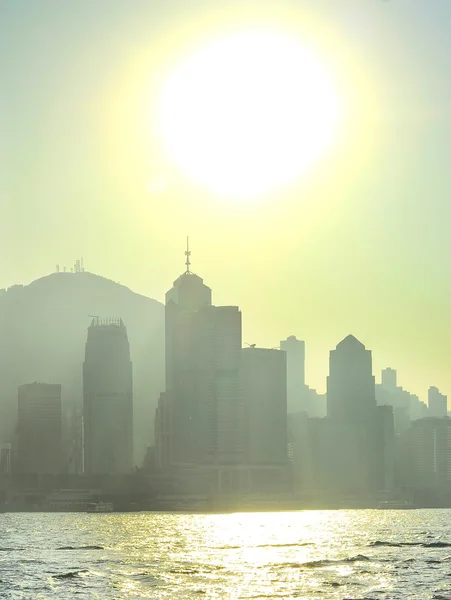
top-left (1, 0), bottom-right (451, 400)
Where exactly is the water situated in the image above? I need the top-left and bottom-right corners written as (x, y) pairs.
top-left (1, 510), bottom-right (451, 599)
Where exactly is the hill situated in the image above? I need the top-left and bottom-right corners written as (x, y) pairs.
top-left (0, 272), bottom-right (165, 465)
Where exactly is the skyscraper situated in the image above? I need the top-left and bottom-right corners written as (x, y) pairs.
top-left (381, 368), bottom-right (397, 392)
top-left (83, 318), bottom-right (133, 474)
top-left (161, 244), bottom-right (244, 466)
top-left (241, 347), bottom-right (287, 464)
top-left (326, 335), bottom-right (380, 492)
top-left (428, 386), bottom-right (447, 418)
top-left (280, 336), bottom-right (305, 413)
top-left (16, 383), bottom-right (62, 474)
top-left (327, 335), bottom-right (376, 423)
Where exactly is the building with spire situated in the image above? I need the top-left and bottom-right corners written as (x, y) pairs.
top-left (83, 318), bottom-right (133, 474)
top-left (157, 240), bottom-right (244, 467)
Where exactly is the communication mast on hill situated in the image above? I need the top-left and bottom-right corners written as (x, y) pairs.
top-left (56, 257), bottom-right (85, 274)
top-left (74, 257), bottom-right (85, 273)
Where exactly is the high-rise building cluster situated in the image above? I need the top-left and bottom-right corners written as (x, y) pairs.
top-left (9, 318), bottom-right (135, 481)
top-left (153, 254), bottom-right (290, 502)
top-left (0, 248), bottom-right (450, 509)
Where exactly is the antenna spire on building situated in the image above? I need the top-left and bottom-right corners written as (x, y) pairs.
top-left (185, 236), bottom-right (191, 273)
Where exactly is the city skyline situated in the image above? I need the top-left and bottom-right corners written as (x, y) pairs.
top-left (1, 254), bottom-right (450, 513)
top-left (1, 259), bottom-right (448, 408)
top-left (2, 0), bottom-right (451, 402)
top-left (2, 1), bottom-right (451, 596)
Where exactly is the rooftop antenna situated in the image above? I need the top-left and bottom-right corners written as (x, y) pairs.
top-left (185, 236), bottom-right (191, 273)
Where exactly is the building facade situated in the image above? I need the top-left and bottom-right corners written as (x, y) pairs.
top-left (280, 335), bottom-right (305, 414)
top-left (16, 383), bottom-right (62, 474)
top-left (403, 417), bottom-right (451, 488)
top-left (83, 318), bottom-right (133, 474)
top-left (428, 386), bottom-right (447, 418)
top-left (241, 347), bottom-right (287, 465)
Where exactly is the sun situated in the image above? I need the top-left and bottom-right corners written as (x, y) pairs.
top-left (155, 29), bottom-right (342, 201)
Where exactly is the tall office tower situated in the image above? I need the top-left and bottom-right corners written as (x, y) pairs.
top-left (428, 386), bottom-right (447, 418)
top-left (16, 383), bottom-right (62, 474)
top-left (327, 335), bottom-right (376, 423)
top-left (326, 335), bottom-right (380, 492)
top-left (163, 246), bottom-right (244, 465)
top-left (241, 347), bottom-right (287, 464)
top-left (381, 368), bottom-right (397, 392)
top-left (280, 336), bottom-right (305, 413)
top-left (83, 318), bottom-right (133, 474)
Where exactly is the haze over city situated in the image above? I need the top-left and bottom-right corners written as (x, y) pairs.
top-left (4, 1), bottom-right (451, 598)
top-left (2, 0), bottom-right (451, 400)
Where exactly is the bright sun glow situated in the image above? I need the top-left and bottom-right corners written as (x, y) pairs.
top-left (156, 30), bottom-right (342, 200)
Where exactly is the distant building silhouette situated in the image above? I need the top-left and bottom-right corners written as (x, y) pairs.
top-left (401, 417), bottom-right (451, 488)
top-left (16, 383), bottom-right (62, 475)
top-left (327, 335), bottom-right (376, 423)
top-left (378, 368), bottom-right (428, 433)
top-left (241, 347), bottom-right (287, 465)
top-left (375, 405), bottom-right (396, 491)
top-left (83, 318), bottom-right (133, 474)
top-left (280, 336), bottom-right (305, 413)
top-left (161, 249), bottom-right (244, 466)
top-left (325, 335), bottom-right (392, 493)
top-left (381, 367), bottom-right (397, 392)
top-left (428, 386), bottom-right (447, 418)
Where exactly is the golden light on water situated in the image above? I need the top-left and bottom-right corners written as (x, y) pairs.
top-left (156, 29), bottom-right (342, 200)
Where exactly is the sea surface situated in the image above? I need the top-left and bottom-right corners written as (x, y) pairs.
top-left (1, 509), bottom-right (451, 599)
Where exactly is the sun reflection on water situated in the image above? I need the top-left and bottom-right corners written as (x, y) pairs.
top-left (7, 509), bottom-right (447, 598)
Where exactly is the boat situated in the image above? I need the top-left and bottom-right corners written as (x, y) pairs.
top-left (377, 500), bottom-right (415, 510)
top-left (86, 501), bottom-right (114, 513)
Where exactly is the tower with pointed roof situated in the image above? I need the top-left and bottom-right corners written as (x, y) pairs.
top-left (324, 334), bottom-right (387, 493)
top-left (327, 334), bottom-right (376, 423)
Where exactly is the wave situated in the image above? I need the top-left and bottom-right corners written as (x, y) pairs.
top-left (272, 555), bottom-right (371, 569)
top-left (257, 542), bottom-right (312, 549)
top-left (53, 570), bottom-right (89, 579)
top-left (57, 545), bottom-right (104, 550)
top-left (169, 568), bottom-right (200, 575)
top-left (214, 542), bottom-right (312, 550)
top-left (169, 564), bottom-right (225, 575)
top-left (303, 555), bottom-right (371, 568)
top-left (370, 540), bottom-right (451, 548)
top-left (0, 547), bottom-right (23, 551)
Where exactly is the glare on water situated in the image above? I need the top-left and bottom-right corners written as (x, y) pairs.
top-left (1, 510), bottom-right (451, 599)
